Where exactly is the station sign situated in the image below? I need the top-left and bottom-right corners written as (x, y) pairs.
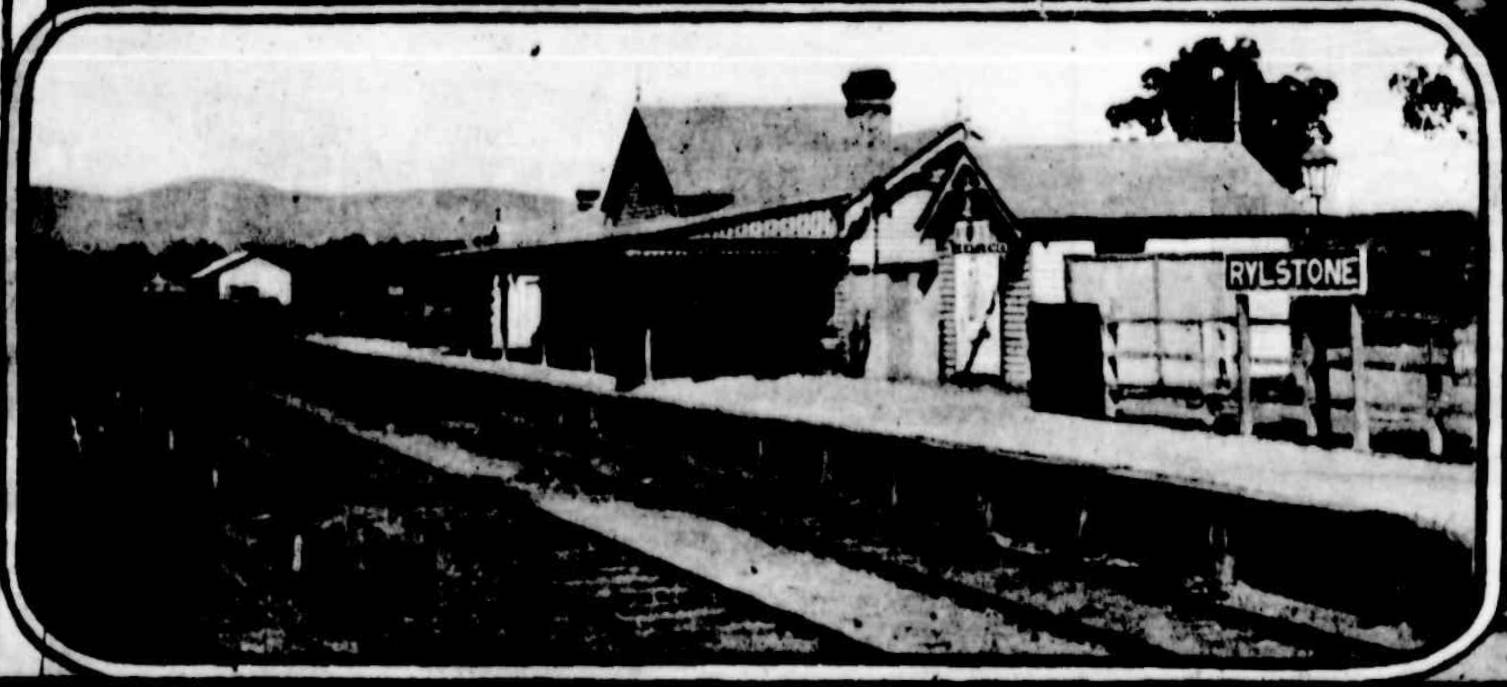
top-left (1224, 249), bottom-right (1367, 295)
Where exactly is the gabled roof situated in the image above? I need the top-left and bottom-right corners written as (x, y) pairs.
top-left (571, 101), bottom-right (1320, 256)
top-left (622, 103), bottom-right (1303, 225)
top-left (975, 141), bottom-right (1306, 219)
top-left (629, 104), bottom-right (941, 219)
top-left (454, 128), bottom-right (1316, 260)
top-left (190, 250), bottom-right (282, 279)
top-left (840, 123), bottom-right (1022, 247)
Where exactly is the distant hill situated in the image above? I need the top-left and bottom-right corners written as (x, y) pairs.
top-left (24, 178), bottom-right (570, 250)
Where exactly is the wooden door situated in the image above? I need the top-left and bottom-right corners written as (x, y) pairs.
top-left (953, 253), bottom-right (1001, 377)
top-left (1027, 302), bottom-right (1106, 417)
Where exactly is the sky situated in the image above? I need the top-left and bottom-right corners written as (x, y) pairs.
top-left (28, 19), bottom-right (1482, 214)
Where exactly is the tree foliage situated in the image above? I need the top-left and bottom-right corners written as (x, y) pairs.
top-left (1389, 62), bottom-right (1473, 140)
top-left (1106, 36), bottom-right (1338, 190)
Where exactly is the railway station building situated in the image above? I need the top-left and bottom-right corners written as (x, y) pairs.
top-left (441, 68), bottom-right (1029, 387)
top-left (430, 68), bottom-right (1480, 456)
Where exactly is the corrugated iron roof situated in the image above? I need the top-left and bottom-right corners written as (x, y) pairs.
top-left (447, 195), bottom-right (849, 258)
top-left (635, 104), bottom-right (940, 217)
top-left (975, 141), bottom-right (1307, 219)
top-left (482, 109), bottom-right (1312, 259)
top-left (635, 104), bottom-right (1302, 221)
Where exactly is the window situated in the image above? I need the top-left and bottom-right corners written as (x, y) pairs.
top-left (506, 275), bottom-right (542, 348)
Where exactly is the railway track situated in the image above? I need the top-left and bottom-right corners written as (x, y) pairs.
top-left (255, 373), bottom-right (1423, 666)
top-left (209, 395), bottom-right (882, 665)
top-left (15, 340), bottom-right (1437, 667)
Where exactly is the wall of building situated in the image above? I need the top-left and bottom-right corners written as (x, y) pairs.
top-left (998, 241), bottom-right (1095, 390)
top-left (845, 190), bottom-right (935, 270)
top-left (1001, 260), bottom-right (1032, 389)
top-left (837, 192), bottom-right (1023, 386)
top-left (832, 267), bottom-right (942, 383)
top-left (218, 258), bottom-right (292, 305)
top-left (480, 252), bottom-right (844, 386)
top-left (1028, 240), bottom-right (1096, 305)
top-left (835, 188), bottom-right (944, 382)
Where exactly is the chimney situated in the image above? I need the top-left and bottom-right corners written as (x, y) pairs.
top-left (842, 68), bottom-right (894, 147)
top-left (575, 188), bottom-right (601, 212)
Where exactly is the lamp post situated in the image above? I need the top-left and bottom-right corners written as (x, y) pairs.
top-left (1300, 144), bottom-right (1337, 216)
top-left (1301, 145), bottom-right (1367, 451)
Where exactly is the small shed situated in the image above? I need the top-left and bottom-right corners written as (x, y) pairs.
top-left (190, 251), bottom-right (292, 305)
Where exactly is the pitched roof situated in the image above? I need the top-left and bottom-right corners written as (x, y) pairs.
top-left (191, 250), bottom-right (251, 279)
top-left (634, 104), bottom-right (941, 216)
top-left (456, 130), bottom-right (1312, 259)
top-left (974, 141), bottom-right (1306, 219)
top-left (190, 250), bottom-right (284, 279)
top-left (632, 104), bottom-right (1301, 223)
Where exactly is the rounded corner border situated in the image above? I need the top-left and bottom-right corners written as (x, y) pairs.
top-left (1, 1), bottom-right (1501, 680)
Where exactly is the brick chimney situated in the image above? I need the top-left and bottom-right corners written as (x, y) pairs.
top-left (843, 68), bottom-right (894, 148)
top-left (575, 188), bottom-right (601, 212)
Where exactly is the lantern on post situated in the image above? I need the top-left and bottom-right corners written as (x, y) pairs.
top-left (1300, 143), bottom-right (1337, 216)
top-left (1300, 143), bottom-right (1368, 451)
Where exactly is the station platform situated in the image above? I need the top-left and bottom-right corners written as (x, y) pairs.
top-left (310, 335), bottom-right (1476, 544)
top-left (641, 376), bottom-right (1477, 544)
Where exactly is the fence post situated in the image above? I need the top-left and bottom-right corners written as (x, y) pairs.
top-left (499, 275), bottom-right (509, 363)
top-left (1211, 522), bottom-right (1235, 592)
top-left (1351, 301), bottom-right (1371, 452)
top-left (1296, 330), bottom-right (1320, 438)
top-left (490, 273), bottom-right (504, 355)
top-left (1313, 334), bottom-right (1333, 441)
top-left (1235, 294), bottom-right (1254, 436)
top-left (1424, 324), bottom-right (1445, 456)
top-left (643, 327), bottom-right (654, 382)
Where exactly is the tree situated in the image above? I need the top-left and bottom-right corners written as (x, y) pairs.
top-left (1106, 36), bottom-right (1338, 191)
top-left (1389, 58), bottom-right (1474, 141)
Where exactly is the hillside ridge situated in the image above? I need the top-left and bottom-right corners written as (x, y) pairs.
top-left (25, 178), bottom-right (571, 250)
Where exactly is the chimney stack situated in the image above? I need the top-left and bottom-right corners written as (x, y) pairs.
top-left (843, 68), bottom-right (895, 146)
top-left (575, 188), bottom-right (601, 212)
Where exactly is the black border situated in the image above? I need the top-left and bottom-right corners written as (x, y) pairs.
top-left (2, 0), bottom-right (1499, 678)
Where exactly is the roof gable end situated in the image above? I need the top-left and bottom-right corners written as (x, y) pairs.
top-left (601, 109), bottom-right (678, 225)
